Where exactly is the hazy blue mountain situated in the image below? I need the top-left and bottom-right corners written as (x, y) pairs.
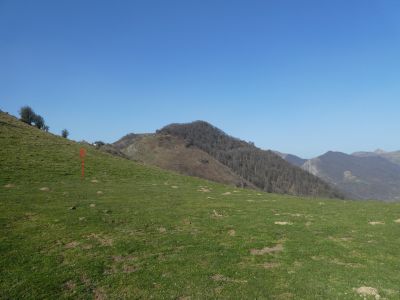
top-left (302, 151), bottom-right (400, 201)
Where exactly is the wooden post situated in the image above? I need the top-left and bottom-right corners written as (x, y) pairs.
top-left (80, 148), bottom-right (86, 179)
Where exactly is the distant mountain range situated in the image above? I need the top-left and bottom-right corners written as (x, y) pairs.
top-left (108, 121), bottom-right (342, 199)
top-left (277, 149), bottom-right (400, 201)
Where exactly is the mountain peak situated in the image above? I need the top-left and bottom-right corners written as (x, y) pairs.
top-left (374, 149), bottom-right (387, 154)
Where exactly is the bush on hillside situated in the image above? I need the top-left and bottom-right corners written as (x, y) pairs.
top-left (61, 129), bottom-right (69, 138)
top-left (32, 114), bottom-right (45, 129)
top-left (94, 141), bottom-right (105, 148)
top-left (19, 106), bottom-right (36, 125)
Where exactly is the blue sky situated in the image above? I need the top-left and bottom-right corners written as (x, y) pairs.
top-left (1, 0), bottom-right (400, 158)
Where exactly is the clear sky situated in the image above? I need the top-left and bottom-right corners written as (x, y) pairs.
top-left (1, 0), bottom-right (400, 158)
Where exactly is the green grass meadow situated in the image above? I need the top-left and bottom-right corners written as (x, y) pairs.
top-left (1, 113), bottom-right (400, 299)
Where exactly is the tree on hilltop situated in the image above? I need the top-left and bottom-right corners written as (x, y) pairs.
top-left (32, 114), bottom-right (45, 129)
top-left (61, 129), bottom-right (69, 138)
top-left (19, 106), bottom-right (36, 125)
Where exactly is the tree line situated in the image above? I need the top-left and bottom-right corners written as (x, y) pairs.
top-left (19, 106), bottom-right (69, 138)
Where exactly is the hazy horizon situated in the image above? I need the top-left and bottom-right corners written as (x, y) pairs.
top-left (2, 0), bottom-right (400, 157)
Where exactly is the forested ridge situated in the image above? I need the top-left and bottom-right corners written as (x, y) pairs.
top-left (159, 121), bottom-right (343, 198)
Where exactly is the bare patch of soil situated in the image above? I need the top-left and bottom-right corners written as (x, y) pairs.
top-left (198, 187), bottom-right (211, 192)
top-left (64, 280), bottom-right (76, 291)
top-left (275, 292), bottom-right (294, 299)
top-left (182, 218), bottom-right (191, 225)
top-left (274, 221), bottom-right (292, 225)
top-left (65, 241), bottom-right (80, 249)
top-left (212, 210), bottom-right (223, 218)
top-left (329, 236), bottom-right (353, 243)
top-left (96, 191), bottom-right (103, 195)
top-left (171, 185), bottom-right (179, 189)
top-left (354, 286), bottom-right (380, 299)
top-left (211, 274), bottom-right (247, 283)
top-left (86, 233), bottom-right (113, 246)
top-left (394, 219), bottom-right (400, 223)
top-left (91, 179), bottom-right (99, 183)
top-left (158, 227), bottom-right (167, 233)
top-left (332, 259), bottom-right (363, 268)
top-left (289, 213), bottom-right (302, 217)
top-left (228, 229), bottom-right (236, 236)
top-left (263, 262), bottom-right (280, 269)
top-left (39, 187), bottom-right (50, 191)
top-left (250, 244), bottom-right (283, 255)
top-left (368, 221), bottom-right (384, 225)
top-left (93, 287), bottom-right (107, 300)
top-left (4, 183), bottom-right (14, 188)
top-left (105, 255), bottom-right (139, 275)
top-left (222, 192), bottom-right (231, 195)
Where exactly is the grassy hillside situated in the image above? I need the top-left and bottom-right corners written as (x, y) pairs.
top-left (1, 112), bottom-right (400, 299)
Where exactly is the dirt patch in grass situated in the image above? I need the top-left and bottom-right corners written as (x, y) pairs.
top-left (4, 183), bottom-right (14, 188)
top-left (368, 221), bottom-right (384, 225)
top-left (158, 227), bottom-right (167, 233)
top-left (121, 265), bottom-right (139, 273)
top-left (90, 204), bottom-right (96, 208)
top-left (91, 179), bottom-right (99, 183)
top-left (275, 292), bottom-right (294, 299)
top-left (394, 219), bottom-right (400, 223)
top-left (97, 191), bottom-right (103, 195)
top-left (332, 258), bottom-right (363, 268)
top-left (93, 287), bottom-right (107, 300)
top-left (250, 244), bottom-right (283, 255)
top-left (354, 286), bottom-right (380, 299)
top-left (86, 233), bottom-right (113, 246)
top-left (39, 187), bottom-right (50, 191)
top-left (329, 236), bottom-right (353, 243)
top-left (65, 241), bottom-right (80, 249)
top-left (289, 213), bottom-right (302, 217)
top-left (105, 255), bottom-right (139, 275)
top-left (198, 187), bottom-right (211, 192)
top-left (182, 218), bottom-right (191, 225)
top-left (212, 210), bottom-right (223, 218)
top-left (64, 280), bottom-right (76, 291)
top-left (211, 274), bottom-right (247, 283)
top-left (274, 221), bottom-right (292, 225)
top-left (263, 262), bottom-right (280, 269)
top-left (228, 229), bottom-right (236, 236)
top-left (24, 212), bottom-right (38, 221)
top-left (222, 192), bottom-right (231, 195)
top-left (171, 186), bottom-right (178, 189)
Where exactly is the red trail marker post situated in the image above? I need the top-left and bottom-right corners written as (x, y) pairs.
top-left (80, 148), bottom-right (86, 179)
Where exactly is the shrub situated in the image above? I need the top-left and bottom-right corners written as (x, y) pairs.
top-left (94, 141), bottom-right (105, 148)
top-left (19, 106), bottom-right (36, 125)
top-left (61, 129), bottom-right (69, 138)
top-left (32, 114), bottom-right (45, 129)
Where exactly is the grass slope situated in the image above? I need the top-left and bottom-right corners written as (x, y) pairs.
top-left (1, 112), bottom-right (400, 299)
